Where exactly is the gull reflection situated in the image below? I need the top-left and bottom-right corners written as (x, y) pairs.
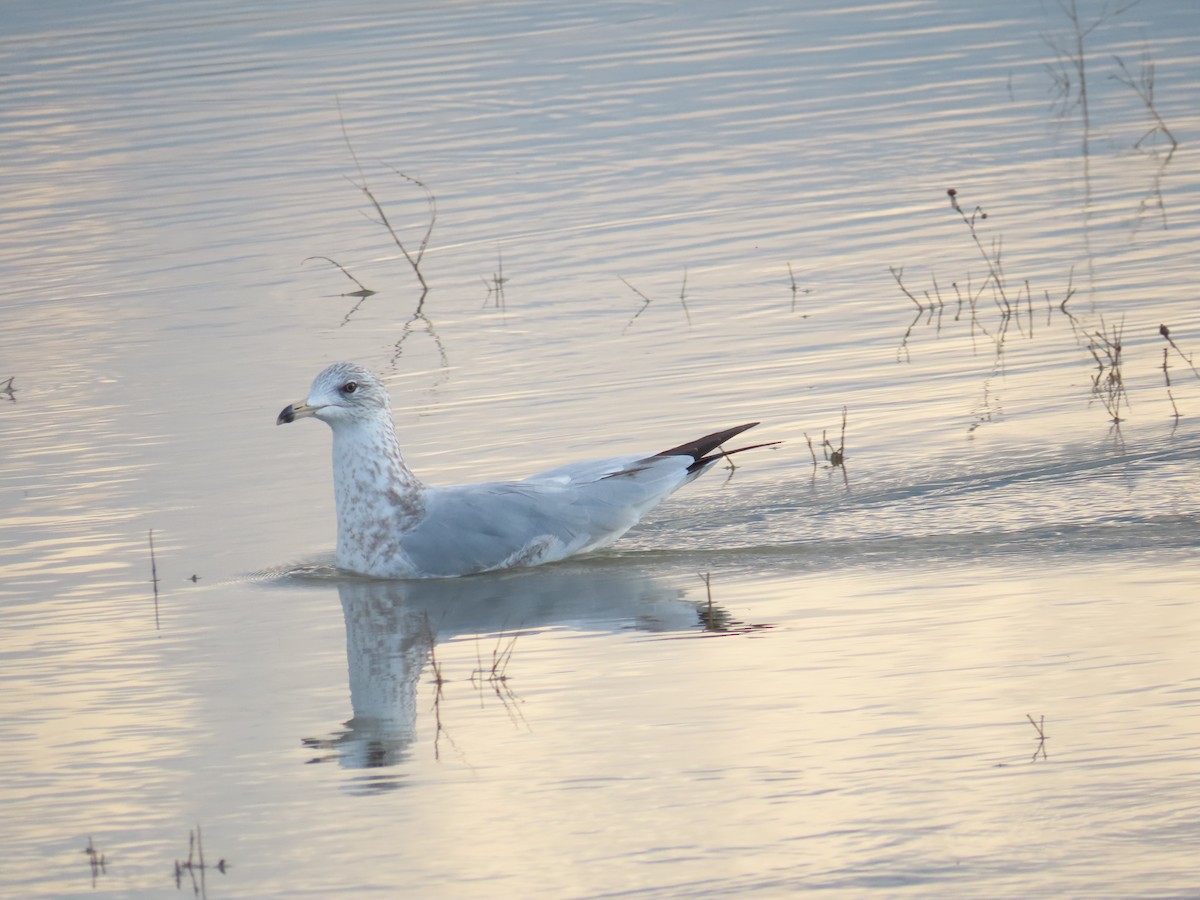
top-left (302, 565), bottom-right (725, 782)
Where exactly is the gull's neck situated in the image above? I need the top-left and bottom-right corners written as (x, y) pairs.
top-left (329, 412), bottom-right (426, 573)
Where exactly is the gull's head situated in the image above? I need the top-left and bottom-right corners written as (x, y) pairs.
top-left (276, 362), bottom-right (391, 428)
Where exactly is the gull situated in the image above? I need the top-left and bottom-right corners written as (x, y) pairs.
top-left (277, 362), bottom-right (774, 578)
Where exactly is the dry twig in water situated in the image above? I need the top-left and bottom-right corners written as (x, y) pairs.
top-left (698, 572), bottom-right (718, 632)
top-left (481, 248), bottom-right (508, 309)
top-left (620, 270), bottom-right (692, 332)
top-left (619, 276), bottom-right (652, 332)
top-left (84, 836), bottom-right (106, 888)
top-left (304, 255), bottom-right (376, 298)
top-left (471, 629), bottom-right (526, 729)
top-left (1087, 316), bottom-right (1128, 423)
top-left (1113, 51), bottom-right (1177, 150)
top-left (823, 407), bottom-right (847, 468)
top-left (947, 188), bottom-right (1008, 309)
top-left (337, 100), bottom-right (436, 298)
top-left (1159, 324), bottom-right (1199, 420)
top-left (804, 432), bottom-right (818, 472)
top-left (423, 615), bottom-right (456, 761)
top-left (1159, 324), bottom-right (1200, 379)
top-left (803, 409), bottom-right (848, 487)
top-left (678, 268), bottom-right (692, 325)
top-left (1027, 713), bottom-right (1049, 761)
top-left (174, 824), bottom-right (227, 898)
top-left (787, 262), bottom-right (811, 314)
top-left (1161, 348), bottom-right (1180, 420)
top-left (1043, 1), bottom-right (1140, 159)
top-left (148, 529), bottom-right (160, 630)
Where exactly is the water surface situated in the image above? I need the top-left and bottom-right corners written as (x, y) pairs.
top-left (2, 1), bottom-right (1198, 896)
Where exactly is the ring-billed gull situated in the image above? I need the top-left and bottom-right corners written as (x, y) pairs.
top-left (277, 362), bottom-right (774, 578)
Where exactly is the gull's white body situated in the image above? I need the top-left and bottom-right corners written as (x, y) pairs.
top-left (278, 362), bottom-right (764, 579)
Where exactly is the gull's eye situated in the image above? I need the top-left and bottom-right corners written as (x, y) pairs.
top-left (341, 381), bottom-right (358, 394)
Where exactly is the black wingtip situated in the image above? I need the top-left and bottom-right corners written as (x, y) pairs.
top-left (653, 423), bottom-right (760, 468)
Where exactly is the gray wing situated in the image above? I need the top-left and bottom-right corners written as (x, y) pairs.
top-left (398, 455), bottom-right (694, 576)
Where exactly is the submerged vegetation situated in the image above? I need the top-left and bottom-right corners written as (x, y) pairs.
top-left (83, 836), bottom-right (106, 888)
top-left (1159, 325), bottom-right (1200, 419)
top-left (305, 1), bottom-right (1190, 460)
top-left (174, 825), bottom-right (228, 897)
top-left (149, 529), bottom-right (160, 630)
top-left (1027, 714), bottom-right (1049, 762)
top-left (803, 407), bottom-right (848, 487)
top-left (619, 269), bottom-right (692, 332)
top-left (309, 103), bottom-right (445, 377)
top-left (892, 184), bottom-right (1193, 428)
top-left (319, 134), bottom-right (447, 371)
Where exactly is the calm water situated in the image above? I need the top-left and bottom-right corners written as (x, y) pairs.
top-left (2, 1), bottom-right (1199, 896)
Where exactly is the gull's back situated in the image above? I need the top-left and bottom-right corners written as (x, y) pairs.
top-left (391, 452), bottom-right (698, 578)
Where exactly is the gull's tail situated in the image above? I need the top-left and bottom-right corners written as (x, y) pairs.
top-left (652, 423), bottom-right (780, 475)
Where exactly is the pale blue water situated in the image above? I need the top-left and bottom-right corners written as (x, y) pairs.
top-left (1, 1), bottom-right (1198, 896)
